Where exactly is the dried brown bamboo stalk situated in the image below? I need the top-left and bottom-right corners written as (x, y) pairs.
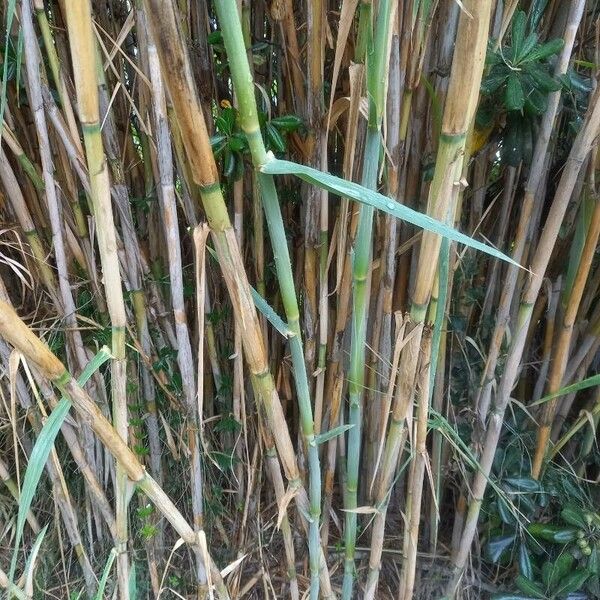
top-left (393, 2), bottom-right (492, 596)
top-left (145, 24), bottom-right (207, 592)
top-left (141, 0), bottom-right (334, 594)
top-left (0, 298), bottom-right (230, 599)
top-left (398, 329), bottom-right (432, 600)
top-left (448, 84), bottom-right (600, 598)
top-left (473, 0), bottom-right (586, 432)
top-left (62, 0), bottom-right (131, 593)
top-left (364, 318), bottom-right (423, 600)
top-left (532, 189), bottom-right (600, 476)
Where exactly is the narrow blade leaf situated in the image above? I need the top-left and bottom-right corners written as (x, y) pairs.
top-left (260, 157), bottom-right (520, 267)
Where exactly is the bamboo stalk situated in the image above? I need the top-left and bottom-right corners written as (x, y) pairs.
top-left (0, 298), bottom-right (230, 599)
top-left (473, 0), bottom-right (586, 436)
top-left (364, 319), bottom-right (423, 600)
top-left (384, 3), bottom-right (491, 597)
top-left (448, 84), bottom-right (600, 598)
top-left (343, 3), bottom-right (396, 595)
top-left (532, 188), bottom-right (600, 477)
top-left (141, 2), bottom-right (333, 596)
top-left (62, 1), bottom-right (130, 594)
top-left (398, 329), bottom-right (432, 600)
top-left (213, 3), bottom-right (325, 596)
top-left (146, 27), bottom-right (207, 593)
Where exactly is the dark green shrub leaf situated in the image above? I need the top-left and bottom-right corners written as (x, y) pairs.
top-left (561, 505), bottom-right (588, 529)
top-left (549, 552), bottom-right (576, 589)
top-left (270, 114), bottom-right (304, 132)
top-left (510, 11), bottom-right (527, 63)
top-left (220, 107), bottom-right (237, 133)
top-left (525, 88), bottom-right (549, 115)
top-left (527, 523), bottom-right (579, 543)
top-left (502, 117), bottom-right (522, 167)
top-left (481, 67), bottom-right (509, 95)
top-left (266, 122), bottom-right (286, 153)
top-left (529, 0), bottom-right (549, 31)
top-left (207, 30), bottom-right (223, 45)
top-left (518, 33), bottom-right (538, 64)
top-left (487, 534), bottom-right (517, 562)
top-left (506, 73), bottom-right (525, 111)
top-left (521, 119), bottom-right (533, 165)
top-left (553, 570), bottom-right (590, 597)
top-left (587, 547), bottom-right (600, 576)
top-left (228, 133), bottom-right (247, 152)
top-left (524, 38), bottom-right (564, 62)
top-left (518, 543), bottom-right (533, 579)
top-left (525, 65), bottom-right (562, 93)
top-left (542, 561), bottom-right (553, 588)
top-left (515, 574), bottom-right (546, 598)
top-left (223, 150), bottom-right (236, 178)
top-left (504, 477), bottom-right (541, 493)
top-left (210, 133), bottom-right (228, 157)
top-left (498, 495), bottom-right (517, 525)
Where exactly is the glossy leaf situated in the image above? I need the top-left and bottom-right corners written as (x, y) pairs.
top-left (510, 11), bottom-right (527, 63)
top-left (497, 494), bottom-right (517, 526)
top-left (515, 574), bottom-right (545, 599)
top-left (524, 38), bottom-right (565, 62)
top-left (527, 523), bottom-right (579, 543)
top-left (561, 505), bottom-right (588, 529)
top-left (506, 73), bottom-right (525, 111)
top-left (482, 67), bottom-right (509, 95)
top-left (525, 87), bottom-right (549, 115)
top-left (518, 543), bottom-right (533, 580)
top-left (504, 476), bottom-right (541, 493)
top-left (487, 533), bottom-right (517, 562)
top-left (210, 133), bottom-right (228, 157)
top-left (270, 114), bottom-right (304, 132)
top-left (502, 117), bottom-right (522, 167)
top-left (553, 569), bottom-right (590, 597)
top-left (266, 122), bottom-right (286, 153)
top-left (529, 0), bottom-right (549, 31)
top-left (518, 32), bottom-right (538, 63)
top-left (525, 65), bottom-right (562, 93)
top-left (588, 546), bottom-right (600, 576)
top-left (549, 552), bottom-right (576, 589)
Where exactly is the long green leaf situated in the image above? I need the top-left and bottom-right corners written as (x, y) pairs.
top-left (250, 287), bottom-right (294, 338)
top-left (207, 244), bottom-right (294, 338)
top-left (260, 158), bottom-right (520, 267)
top-left (531, 373), bottom-right (600, 406)
top-left (0, 0), bottom-right (17, 137)
top-left (9, 347), bottom-right (112, 586)
top-left (94, 549), bottom-right (118, 600)
top-left (22, 524), bottom-right (48, 596)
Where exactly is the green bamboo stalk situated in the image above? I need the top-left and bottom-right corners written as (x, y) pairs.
top-left (213, 3), bottom-right (324, 597)
top-left (343, 2), bottom-right (396, 597)
top-left (142, 2), bottom-right (333, 597)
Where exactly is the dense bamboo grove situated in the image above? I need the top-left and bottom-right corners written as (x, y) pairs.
top-left (1, 0), bottom-right (600, 598)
